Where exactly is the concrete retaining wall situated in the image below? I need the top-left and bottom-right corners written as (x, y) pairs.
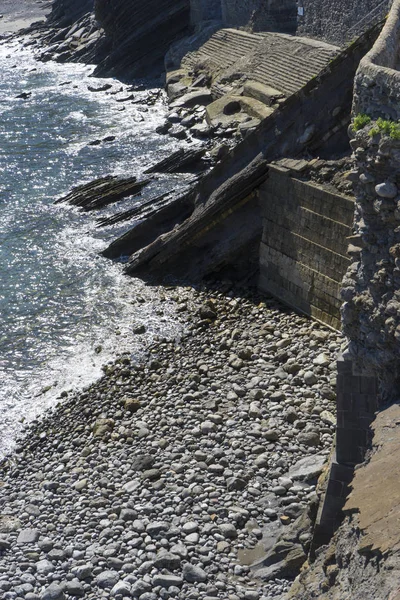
top-left (258, 165), bottom-right (354, 330)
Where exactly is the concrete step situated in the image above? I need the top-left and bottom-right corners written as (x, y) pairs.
top-left (183, 28), bottom-right (340, 99)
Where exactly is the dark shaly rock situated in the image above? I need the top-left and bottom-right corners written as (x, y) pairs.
top-left (182, 563), bottom-right (208, 583)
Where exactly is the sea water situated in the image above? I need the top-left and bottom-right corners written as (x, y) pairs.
top-left (0, 40), bottom-right (186, 457)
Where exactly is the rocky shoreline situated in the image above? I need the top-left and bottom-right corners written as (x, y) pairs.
top-left (0, 284), bottom-right (341, 600)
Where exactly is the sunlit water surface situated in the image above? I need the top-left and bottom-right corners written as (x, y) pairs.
top-left (0, 40), bottom-right (185, 457)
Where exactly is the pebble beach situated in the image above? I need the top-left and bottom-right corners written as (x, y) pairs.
top-left (0, 284), bottom-right (340, 600)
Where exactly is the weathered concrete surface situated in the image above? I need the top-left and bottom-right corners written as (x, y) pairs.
top-left (181, 29), bottom-right (339, 98)
top-left (259, 162), bottom-right (354, 330)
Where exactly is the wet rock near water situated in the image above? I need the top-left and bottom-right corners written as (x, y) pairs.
top-left (54, 175), bottom-right (151, 212)
top-left (0, 285), bottom-right (340, 600)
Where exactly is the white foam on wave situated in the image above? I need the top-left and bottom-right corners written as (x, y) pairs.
top-left (0, 38), bottom-right (186, 459)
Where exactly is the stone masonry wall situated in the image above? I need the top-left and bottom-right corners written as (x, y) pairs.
top-left (259, 164), bottom-right (354, 330)
top-left (342, 0), bottom-right (400, 397)
top-left (353, 0), bottom-right (400, 120)
top-left (297, 0), bottom-right (390, 46)
top-left (341, 123), bottom-right (400, 397)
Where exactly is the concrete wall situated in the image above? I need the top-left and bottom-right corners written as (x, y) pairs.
top-left (259, 164), bottom-right (354, 330)
top-left (297, 0), bottom-right (390, 46)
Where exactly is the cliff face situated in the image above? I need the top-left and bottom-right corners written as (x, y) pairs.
top-left (297, 0), bottom-right (390, 46)
top-left (47, 0), bottom-right (94, 27)
top-left (288, 404), bottom-right (400, 600)
top-left (93, 0), bottom-right (190, 78)
top-left (222, 0), bottom-right (297, 33)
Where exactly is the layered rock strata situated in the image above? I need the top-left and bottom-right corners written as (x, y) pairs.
top-left (47, 0), bottom-right (94, 27)
top-left (93, 0), bottom-right (191, 79)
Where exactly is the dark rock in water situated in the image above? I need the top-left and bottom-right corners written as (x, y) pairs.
top-left (54, 175), bottom-right (151, 211)
top-left (87, 83), bottom-right (112, 92)
top-left (144, 148), bottom-right (206, 174)
top-left (95, 191), bottom-right (170, 228)
top-left (168, 125), bottom-right (187, 140)
top-left (156, 121), bottom-right (172, 135)
top-left (102, 187), bottom-right (196, 259)
top-left (15, 92), bottom-right (32, 99)
top-left (115, 94), bottom-right (135, 103)
top-left (132, 324), bottom-right (146, 334)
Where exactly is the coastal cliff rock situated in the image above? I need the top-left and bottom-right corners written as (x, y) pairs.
top-left (93, 0), bottom-right (191, 78)
top-left (287, 404), bottom-right (400, 600)
top-left (47, 0), bottom-right (94, 27)
top-left (112, 28), bottom-right (376, 282)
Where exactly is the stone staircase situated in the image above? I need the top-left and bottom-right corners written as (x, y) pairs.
top-left (183, 28), bottom-right (340, 98)
top-left (251, 37), bottom-right (339, 96)
top-left (182, 28), bottom-right (270, 72)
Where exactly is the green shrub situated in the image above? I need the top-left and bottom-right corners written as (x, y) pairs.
top-left (353, 114), bottom-right (371, 130)
top-left (368, 117), bottom-right (400, 140)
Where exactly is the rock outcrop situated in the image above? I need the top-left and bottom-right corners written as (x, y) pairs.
top-left (47, 0), bottom-right (94, 27)
top-left (111, 27), bottom-right (377, 282)
top-left (287, 404), bottom-right (400, 600)
top-left (93, 0), bottom-right (191, 79)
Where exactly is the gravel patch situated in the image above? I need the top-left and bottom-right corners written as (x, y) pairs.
top-left (0, 285), bottom-right (341, 600)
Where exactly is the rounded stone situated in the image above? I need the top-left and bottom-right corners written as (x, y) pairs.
top-left (375, 181), bottom-right (398, 199)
